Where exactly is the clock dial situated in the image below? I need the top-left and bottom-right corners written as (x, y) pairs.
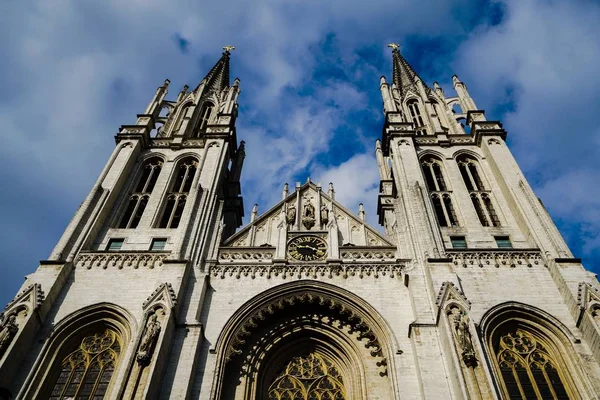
top-left (288, 236), bottom-right (328, 261)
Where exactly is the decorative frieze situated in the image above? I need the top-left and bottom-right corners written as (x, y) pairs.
top-left (340, 249), bottom-right (396, 261)
top-left (218, 249), bottom-right (275, 262)
top-left (75, 252), bottom-right (168, 269)
top-left (211, 264), bottom-right (403, 279)
top-left (449, 250), bottom-right (544, 268)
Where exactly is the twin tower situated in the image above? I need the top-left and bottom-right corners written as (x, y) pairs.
top-left (1, 45), bottom-right (600, 399)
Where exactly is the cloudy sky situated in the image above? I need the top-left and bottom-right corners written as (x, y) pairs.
top-left (1, 0), bottom-right (599, 307)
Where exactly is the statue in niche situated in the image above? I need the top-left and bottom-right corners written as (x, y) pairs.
top-left (137, 313), bottom-right (161, 366)
top-left (302, 202), bottom-right (316, 230)
top-left (320, 206), bottom-right (329, 227)
top-left (286, 205), bottom-right (296, 226)
top-left (0, 314), bottom-right (18, 357)
top-left (450, 307), bottom-right (477, 367)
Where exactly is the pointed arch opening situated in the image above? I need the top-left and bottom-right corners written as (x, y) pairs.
top-left (421, 155), bottom-right (458, 227)
top-left (20, 303), bottom-right (134, 400)
top-left (406, 99), bottom-right (427, 135)
top-left (481, 303), bottom-right (590, 399)
top-left (117, 157), bottom-right (163, 229)
top-left (211, 281), bottom-right (398, 400)
top-left (157, 156), bottom-right (198, 229)
top-left (195, 101), bottom-right (214, 137)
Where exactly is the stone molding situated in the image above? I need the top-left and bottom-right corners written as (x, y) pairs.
top-left (218, 248), bottom-right (275, 262)
top-left (75, 251), bottom-right (169, 269)
top-left (211, 264), bottom-right (404, 280)
top-left (4, 283), bottom-right (45, 315)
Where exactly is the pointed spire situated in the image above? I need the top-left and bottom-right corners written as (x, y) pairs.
top-left (328, 183), bottom-right (335, 199)
top-left (388, 43), bottom-right (423, 97)
top-left (196, 46), bottom-right (234, 94)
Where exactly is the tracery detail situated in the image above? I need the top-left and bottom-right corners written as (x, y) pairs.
top-left (497, 330), bottom-right (569, 399)
top-left (49, 329), bottom-right (121, 400)
top-left (421, 156), bottom-right (458, 227)
top-left (158, 157), bottom-right (198, 228)
top-left (268, 353), bottom-right (345, 400)
top-left (118, 157), bottom-right (162, 229)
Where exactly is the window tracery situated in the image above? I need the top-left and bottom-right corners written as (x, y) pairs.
top-left (118, 157), bottom-right (162, 229)
top-left (421, 157), bottom-right (458, 227)
top-left (195, 102), bottom-right (214, 136)
top-left (158, 157), bottom-right (198, 228)
top-left (407, 99), bottom-right (427, 135)
top-left (457, 156), bottom-right (500, 227)
top-left (496, 330), bottom-right (569, 400)
top-left (48, 329), bottom-right (121, 400)
top-left (268, 352), bottom-right (345, 400)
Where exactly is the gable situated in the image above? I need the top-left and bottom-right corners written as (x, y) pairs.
top-left (223, 181), bottom-right (394, 248)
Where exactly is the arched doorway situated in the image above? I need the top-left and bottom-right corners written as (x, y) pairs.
top-left (212, 281), bottom-right (397, 400)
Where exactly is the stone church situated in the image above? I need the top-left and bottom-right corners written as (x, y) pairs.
top-left (1, 44), bottom-right (600, 399)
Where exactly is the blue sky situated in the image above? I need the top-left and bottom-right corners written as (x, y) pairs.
top-left (1, 0), bottom-right (599, 307)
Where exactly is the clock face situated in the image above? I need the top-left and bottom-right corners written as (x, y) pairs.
top-left (288, 236), bottom-right (327, 261)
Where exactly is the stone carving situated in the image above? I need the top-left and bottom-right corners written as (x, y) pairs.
top-left (340, 250), bottom-right (396, 261)
top-left (219, 250), bottom-right (274, 261)
top-left (211, 264), bottom-right (403, 280)
top-left (449, 307), bottom-right (477, 367)
top-left (286, 205), bottom-right (296, 226)
top-left (0, 314), bottom-right (18, 357)
top-left (320, 206), bottom-right (329, 227)
top-left (75, 252), bottom-right (167, 269)
top-left (136, 313), bottom-right (161, 366)
top-left (487, 138), bottom-right (501, 145)
top-left (450, 250), bottom-right (543, 268)
top-left (225, 291), bottom-right (387, 374)
top-left (302, 202), bottom-right (316, 229)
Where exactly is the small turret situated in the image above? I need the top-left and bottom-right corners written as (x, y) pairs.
top-left (453, 74), bottom-right (477, 112)
top-left (145, 79), bottom-right (170, 115)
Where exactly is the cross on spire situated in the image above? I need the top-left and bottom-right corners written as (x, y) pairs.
top-left (387, 43), bottom-right (401, 52)
top-left (223, 45), bottom-right (235, 53)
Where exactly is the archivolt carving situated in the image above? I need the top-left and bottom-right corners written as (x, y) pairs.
top-left (211, 264), bottom-right (403, 280)
top-left (450, 250), bottom-right (543, 268)
top-left (75, 252), bottom-right (167, 269)
top-left (225, 291), bottom-right (386, 374)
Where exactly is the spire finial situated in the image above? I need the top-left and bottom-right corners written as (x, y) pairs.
top-left (387, 43), bottom-right (400, 52)
top-left (223, 45), bottom-right (235, 53)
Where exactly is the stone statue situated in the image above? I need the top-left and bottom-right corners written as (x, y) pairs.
top-left (137, 313), bottom-right (161, 366)
top-left (452, 309), bottom-right (477, 367)
top-left (320, 206), bottom-right (329, 226)
top-left (286, 205), bottom-right (296, 226)
top-left (0, 315), bottom-right (18, 357)
top-left (302, 202), bottom-right (316, 230)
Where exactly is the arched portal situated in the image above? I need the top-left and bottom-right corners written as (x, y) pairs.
top-left (212, 281), bottom-right (397, 400)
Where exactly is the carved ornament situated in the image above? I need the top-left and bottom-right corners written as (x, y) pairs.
top-left (75, 252), bottom-right (168, 269)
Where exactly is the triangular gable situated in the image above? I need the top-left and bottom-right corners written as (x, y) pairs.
top-left (223, 181), bottom-right (394, 248)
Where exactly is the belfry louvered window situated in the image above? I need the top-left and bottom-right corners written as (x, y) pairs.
top-left (48, 329), bottom-right (121, 400)
top-left (421, 156), bottom-right (458, 227)
top-left (118, 157), bottom-right (162, 229)
top-left (457, 155), bottom-right (500, 227)
top-left (407, 99), bottom-right (427, 135)
top-left (495, 329), bottom-right (570, 399)
top-left (158, 157), bottom-right (198, 228)
top-left (195, 102), bottom-right (214, 136)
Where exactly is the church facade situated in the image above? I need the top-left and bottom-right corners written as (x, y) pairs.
top-left (1, 45), bottom-right (600, 399)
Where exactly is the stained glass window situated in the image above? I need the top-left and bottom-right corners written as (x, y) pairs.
top-left (49, 329), bottom-right (121, 400)
top-left (268, 352), bottom-right (346, 400)
top-left (496, 330), bottom-right (569, 399)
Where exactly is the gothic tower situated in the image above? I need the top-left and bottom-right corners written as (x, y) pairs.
top-left (1, 45), bottom-right (600, 400)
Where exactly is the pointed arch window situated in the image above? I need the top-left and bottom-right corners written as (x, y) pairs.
top-left (118, 157), bottom-right (162, 229)
top-left (48, 329), bottom-right (121, 400)
top-left (195, 102), bottom-right (214, 136)
top-left (268, 352), bottom-right (346, 400)
top-left (407, 99), bottom-right (427, 135)
top-left (421, 156), bottom-right (458, 227)
top-left (494, 329), bottom-right (570, 399)
top-left (158, 157), bottom-right (198, 228)
top-left (174, 103), bottom-right (193, 135)
top-left (457, 155), bottom-right (501, 227)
